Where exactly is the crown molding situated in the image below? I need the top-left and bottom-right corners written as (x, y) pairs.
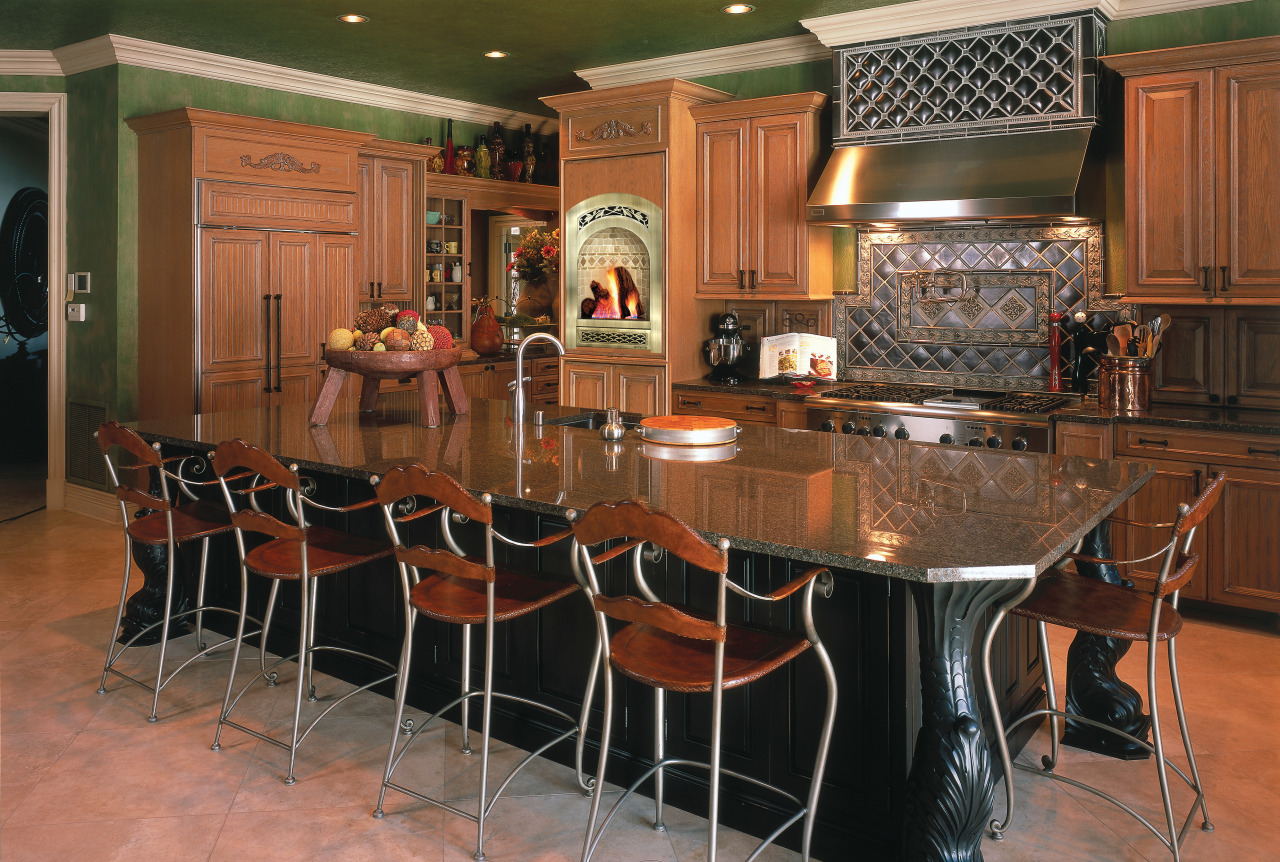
top-left (576, 34), bottom-right (830, 90)
top-left (801, 0), bottom-right (1247, 47)
top-left (50, 34), bottom-right (557, 133)
top-left (0, 50), bottom-right (63, 76)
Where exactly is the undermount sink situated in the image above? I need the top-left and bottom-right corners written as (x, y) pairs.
top-left (544, 411), bottom-right (644, 430)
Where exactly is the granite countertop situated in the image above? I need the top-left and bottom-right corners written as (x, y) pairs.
top-left (132, 395), bottom-right (1151, 584)
top-left (1054, 399), bottom-right (1280, 436)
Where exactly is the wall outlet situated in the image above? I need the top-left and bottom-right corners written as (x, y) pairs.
top-left (66, 303), bottom-right (86, 322)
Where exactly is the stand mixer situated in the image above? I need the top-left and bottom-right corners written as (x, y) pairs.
top-left (705, 313), bottom-right (747, 385)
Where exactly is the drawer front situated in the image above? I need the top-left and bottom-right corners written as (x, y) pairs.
top-left (194, 128), bottom-right (361, 191)
top-left (566, 105), bottom-right (663, 155)
top-left (1116, 424), bottom-right (1280, 468)
top-left (532, 357), bottom-right (561, 377)
top-left (199, 182), bottom-right (357, 231)
top-left (673, 391), bottom-right (777, 424)
top-left (531, 375), bottom-right (559, 397)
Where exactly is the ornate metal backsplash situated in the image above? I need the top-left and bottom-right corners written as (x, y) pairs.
top-left (835, 10), bottom-right (1105, 145)
top-left (835, 225), bottom-right (1131, 391)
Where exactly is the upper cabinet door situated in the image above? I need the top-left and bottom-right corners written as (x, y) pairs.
top-left (1216, 61), bottom-right (1280, 299)
top-left (750, 114), bottom-right (806, 292)
top-left (200, 228), bottom-right (270, 371)
top-left (1125, 70), bottom-right (1215, 298)
top-left (696, 119), bottom-right (749, 293)
top-left (373, 156), bottom-right (415, 300)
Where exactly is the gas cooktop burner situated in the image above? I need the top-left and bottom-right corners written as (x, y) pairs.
top-left (821, 383), bottom-right (942, 405)
top-left (979, 393), bottom-right (1070, 413)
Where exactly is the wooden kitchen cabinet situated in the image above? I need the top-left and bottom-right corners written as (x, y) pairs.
top-left (356, 153), bottom-right (415, 301)
top-left (1144, 304), bottom-right (1280, 409)
top-left (1108, 39), bottom-right (1280, 302)
top-left (529, 356), bottom-right (560, 405)
top-left (457, 360), bottom-right (517, 402)
top-left (564, 360), bottom-right (665, 415)
top-left (673, 390), bottom-right (777, 426)
top-left (1053, 420), bottom-right (1114, 459)
top-left (1209, 463), bottom-right (1280, 610)
top-left (691, 93), bottom-right (832, 300)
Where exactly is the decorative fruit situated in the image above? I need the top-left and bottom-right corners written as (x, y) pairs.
top-left (395, 310), bottom-right (420, 333)
top-left (410, 328), bottom-right (434, 351)
top-left (354, 307), bottom-right (393, 333)
top-left (380, 326), bottom-right (396, 342)
top-left (356, 331), bottom-right (380, 351)
top-left (425, 324), bottom-right (454, 349)
top-left (380, 302), bottom-right (401, 318)
top-left (372, 342), bottom-right (387, 352)
top-left (326, 328), bottom-right (355, 350)
top-left (384, 328), bottom-right (412, 351)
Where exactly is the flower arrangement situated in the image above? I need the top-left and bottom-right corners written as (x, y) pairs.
top-left (506, 226), bottom-right (559, 283)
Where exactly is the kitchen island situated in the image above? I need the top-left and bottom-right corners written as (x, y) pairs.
top-left (133, 396), bottom-right (1152, 861)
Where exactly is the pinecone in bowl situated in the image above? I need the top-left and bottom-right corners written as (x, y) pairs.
top-left (354, 307), bottom-right (393, 333)
top-left (356, 330), bottom-right (381, 351)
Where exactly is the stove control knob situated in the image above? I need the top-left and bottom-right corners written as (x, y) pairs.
top-left (856, 426), bottom-right (871, 437)
top-left (872, 425), bottom-right (887, 438)
top-left (939, 433), bottom-right (955, 445)
top-left (986, 435), bottom-right (1003, 449)
top-left (968, 436), bottom-right (984, 447)
top-left (841, 421), bottom-right (856, 435)
top-left (819, 420), bottom-right (835, 433)
top-left (894, 426), bottom-right (910, 440)
top-left (1012, 436), bottom-right (1029, 451)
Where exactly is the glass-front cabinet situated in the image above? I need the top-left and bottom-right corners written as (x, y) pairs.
top-left (422, 191), bottom-right (469, 345)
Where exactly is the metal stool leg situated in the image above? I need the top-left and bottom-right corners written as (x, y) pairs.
top-left (1039, 621), bottom-right (1062, 773)
top-left (475, 585), bottom-right (497, 861)
top-left (653, 687), bottom-right (666, 832)
top-left (147, 532), bottom-right (179, 723)
top-left (1168, 637), bottom-right (1213, 831)
top-left (581, 665), bottom-right (614, 862)
top-left (374, 580), bottom-right (416, 819)
top-left (284, 572), bottom-right (311, 786)
top-left (707, 675), bottom-right (724, 862)
top-left (99, 532), bottom-right (135, 694)
top-left (212, 557), bottom-right (252, 752)
top-left (460, 622), bottom-right (473, 755)
top-left (1147, 640), bottom-right (1180, 860)
top-left (802, 638), bottom-right (839, 862)
top-left (194, 537), bottom-right (210, 650)
top-left (573, 639), bottom-right (602, 797)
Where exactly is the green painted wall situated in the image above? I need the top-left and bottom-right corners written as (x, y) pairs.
top-left (1109, 0), bottom-right (1280, 53)
top-left (0, 76), bottom-right (65, 93)
top-left (691, 60), bottom-right (832, 101)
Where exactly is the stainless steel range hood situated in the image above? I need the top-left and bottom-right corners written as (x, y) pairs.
top-left (806, 126), bottom-right (1103, 225)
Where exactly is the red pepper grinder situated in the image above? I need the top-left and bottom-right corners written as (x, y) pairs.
top-left (1048, 311), bottom-right (1064, 392)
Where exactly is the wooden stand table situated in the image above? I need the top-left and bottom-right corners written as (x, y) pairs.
top-left (309, 348), bottom-right (468, 427)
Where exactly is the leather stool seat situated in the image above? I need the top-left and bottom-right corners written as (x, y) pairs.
top-left (1015, 569), bottom-right (1183, 641)
top-left (409, 560), bottom-right (580, 625)
top-left (244, 526), bottom-right (390, 579)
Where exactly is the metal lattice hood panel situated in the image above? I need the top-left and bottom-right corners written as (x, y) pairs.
top-left (809, 10), bottom-right (1107, 225)
top-left (836, 13), bottom-right (1104, 145)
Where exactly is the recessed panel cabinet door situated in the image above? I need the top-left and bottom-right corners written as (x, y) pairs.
top-left (1226, 308), bottom-right (1280, 410)
top-left (201, 367), bottom-right (268, 414)
top-left (1217, 61), bottom-right (1280, 298)
top-left (200, 228), bottom-right (269, 371)
top-left (373, 157), bottom-right (414, 300)
top-left (1149, 306), bottom-right (1223, 405)
top-left (751, 115), bottom-right (806, 292)
top-left (696, 120), bottom-right (748, 293)
top-left (1125, 71), bottom-right (1214, 297)
top-left (564, 361), bottom-right (608, 410)
top-left (1209, 464), bottom-right (1280, 611)
top-left (270, 232), bottom-right (317, 368)
top-left (616, 365), bottom-right (665, 416)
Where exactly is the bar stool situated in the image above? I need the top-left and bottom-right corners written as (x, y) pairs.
top-left (210, 438), bottom-right (396, 785)
top-left (370, 464), bottom-right (593, 861)
top-left (95, 421), bottom-right (253, 722)
top-left (981, 471), bottom-right (1227, 861)
top-left (571, 500), bottom-right (838, 862)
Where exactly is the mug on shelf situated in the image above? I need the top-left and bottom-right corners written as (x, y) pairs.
top-left (424, 210), bottom-right (442, 225)
top-left (431, 264), bottom-right (443, 282)
top-left (443, 241), bottom-right (459, 254)
top-left (427, 240), bottom-right (442, 254)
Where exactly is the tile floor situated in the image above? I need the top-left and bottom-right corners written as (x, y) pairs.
top-left (2, 495), bottom-right (1278, 861)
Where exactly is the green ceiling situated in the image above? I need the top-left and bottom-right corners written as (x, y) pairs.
top-left (2, 1), bottom-right (899, 115)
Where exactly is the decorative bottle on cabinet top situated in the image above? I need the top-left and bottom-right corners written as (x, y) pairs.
top-left (489, 122), bottom-right (506, 181)
top-left (521, 123), bottom-right (535, 183)
top-left (476, 135), bottom-right (491, 179)
top-left (443, 119), bottom-right (456, 175)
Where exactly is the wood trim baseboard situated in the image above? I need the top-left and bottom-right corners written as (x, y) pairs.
top-left (61, 482), bottom-right (119, 524)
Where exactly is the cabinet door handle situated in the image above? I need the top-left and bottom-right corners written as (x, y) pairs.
top-left (744, 403), bottom-right (767, 412)
top-left (737, 270), bottom-right (745, 291)
top-left (1201, 266), bottom-right (1211, 293)
top-left (1227, 394), bottom-right (1239, 406)
top-left (369, 281), bottom-right (375, 298)
top-left (1249, 447), bottom-right (1280, 457)
top-left (748, 269), bottom-right (757, 290)
top-left (274, 294), bottom-right (283, 392)
top-left (1209, 393), bottom-right (1221, 404)
top-left (1137, 437), bottom-right (1168, 447)
top-left (1194, 468), bottom-right (1202, 495)
top-left (680, 398), bottom-right (701, 408)
top-left (263, 294), bottom-right (273, 393)
top-left (376, 281), bottom-right (383, 298)
top-left (1220, 265), bottom-right (1229, 294)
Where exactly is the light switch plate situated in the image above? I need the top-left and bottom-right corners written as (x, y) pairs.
top-left (66, 303), bottom-right (86, 322)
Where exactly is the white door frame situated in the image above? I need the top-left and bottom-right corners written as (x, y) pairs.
top-left (1, 92), bottom-right (68, 510)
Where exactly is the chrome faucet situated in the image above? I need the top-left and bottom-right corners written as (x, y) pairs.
top-left (512, 332), bottom-right (564, 426)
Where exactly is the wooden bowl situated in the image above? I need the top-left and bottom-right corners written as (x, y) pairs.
top-left (324, 347), bottom-right (462, 379)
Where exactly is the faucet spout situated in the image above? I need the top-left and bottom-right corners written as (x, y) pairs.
top-left (513, 332), bottom-right (565, 427)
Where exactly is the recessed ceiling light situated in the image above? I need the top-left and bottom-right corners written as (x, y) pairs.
top-left (337, 14), bottom-right (368, 23)
top-left (484, 51), bottom-right (508, 58)
top-left (722, 3), bottom-right (755, 13)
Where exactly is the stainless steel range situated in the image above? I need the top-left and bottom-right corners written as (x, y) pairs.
top-left (805, 382), bottom-right (1076, 453)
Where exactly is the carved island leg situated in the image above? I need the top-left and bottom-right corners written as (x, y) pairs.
top-left (308, 366), bottom-right (347, 426)
top-left (416, 370), bottom-right (441, 427)
top-left (905, 579), bottom-right (1022, 862)
top-left (1061, 520), bottom-right (1151, 760)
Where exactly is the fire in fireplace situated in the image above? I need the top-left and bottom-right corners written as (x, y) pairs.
top-left (583, 266), bottom-right (645, 319)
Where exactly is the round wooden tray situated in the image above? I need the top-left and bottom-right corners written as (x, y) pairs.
top-left (324, 346), bottom-right (462, 378)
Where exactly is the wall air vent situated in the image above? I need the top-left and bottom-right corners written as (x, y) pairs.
top-left (834, 10), bottom-right (1105, 146)
top-left (66, 400), bottom-right (106, 487)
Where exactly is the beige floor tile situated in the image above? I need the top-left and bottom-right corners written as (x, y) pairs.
top-left (212, 804), bottom-right (447, 862)
top-left (0, 812), bottom-right (226, 861)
